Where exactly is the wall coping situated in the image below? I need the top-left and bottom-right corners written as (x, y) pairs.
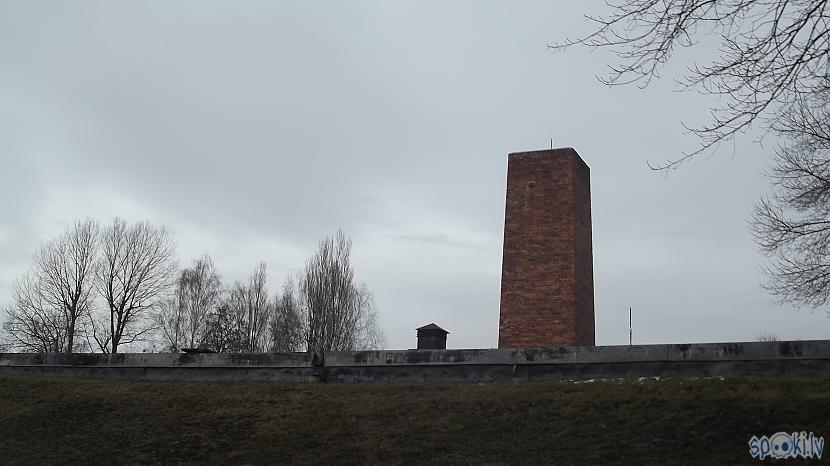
top-left (1, 340), bottom-right (828, 368)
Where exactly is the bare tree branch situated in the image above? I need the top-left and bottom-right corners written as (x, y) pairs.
top-left (751, 88), bottom-right (830, 309)
top-left (95, 218), bottom-right (177, 353)
top-left (302, 230), bottom-right (385, 355)
top-left (245, 263), bottom-right (271, 353)
top-left (554, 0), bottom-right (830, 169)
top-left (154, 255), bottom-right (222, 351)
top-left (202, 264), bottom-right (271, 353)
top-left (2, 273), bottom-right (67, 353)
top-left (2, 219), bottom-right (99, 353)
top-left (181, 255), bottom-right (221, 349)
top-left (267, 276), bottom-right (306, 352)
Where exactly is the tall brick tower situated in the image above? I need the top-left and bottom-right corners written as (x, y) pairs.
top-left (498, 148), bottom-right (595, 348)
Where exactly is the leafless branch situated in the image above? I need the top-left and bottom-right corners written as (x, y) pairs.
top-left (751, 88), bottom-right (830, 309)
top-left (553, 0), bottom-right (830, 169)
top-left (2, 219), bottom-right (99, 353)
top-left (154, 255), bottom-right (222, 351)
top-left (267, 276), bottom-right (307, 352)
top-left (302, 230), bottom-right (385, 355)
top-left (95, 218), bottom-right (177, 353)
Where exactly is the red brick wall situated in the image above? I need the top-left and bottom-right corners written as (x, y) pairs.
top-left (498, 148), bottom-right (595, 348)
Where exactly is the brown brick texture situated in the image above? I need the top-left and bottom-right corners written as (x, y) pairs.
top-left (498, 148), bottom-right (595, 348)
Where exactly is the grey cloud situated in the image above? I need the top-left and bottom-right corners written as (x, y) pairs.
top-left (1, 1), bottom-right (826, 348)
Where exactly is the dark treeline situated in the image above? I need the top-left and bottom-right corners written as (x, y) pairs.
top-left (1, 218), bottom-right (384, 354)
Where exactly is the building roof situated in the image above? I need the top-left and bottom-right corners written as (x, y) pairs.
top-left (416, 323), bottom-right (449, 334)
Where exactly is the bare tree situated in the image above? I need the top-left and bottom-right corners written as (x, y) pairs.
top-left (244, 263), bottom-right (271, 352)
top-left (301, 230), bottom-right (385, 355)
top-left (2, 220), bottom-right (98, 353)
top-left (267, 276), bottom-right (306, 352)
top-left (173, 255), bottom-right (222, 349)
top-left (202, 302), bottom-right (235, 353)
top-left (559, 1), bottom-right (830, 309)
top-left (351, 283), bottom-right (385, 351)
top-left (155, 255), bottom-right (222, 351)
top-left (756, 332), bottom-right (780, 342)
top-left (93, 218), bottom-right (177, 353)
top-left (201, 264), bottom-right (271, 353)
top-left (2, 273), bottom-right (68, 353)
top-left (555, 0), bottom-right (830, 169)
top-left (32, 219), bottom-right (99, 353)
top-left (154, 287), bottom-right (187, 352)
top-left (752, 89), bottom-right (830, 308)
top-left (203, 285), bottom-right (248, 353)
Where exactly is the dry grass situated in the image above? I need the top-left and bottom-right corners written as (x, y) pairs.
top-left (0, 375), bottom-right (828, 464)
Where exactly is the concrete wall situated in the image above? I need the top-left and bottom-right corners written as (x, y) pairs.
top-left (1, 340), bottom-right (828, 382)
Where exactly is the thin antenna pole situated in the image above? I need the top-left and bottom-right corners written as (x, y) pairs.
top-left (629, 307), bottom-right (632, 346)
top-left (550, 138), bottom-right (553, 149)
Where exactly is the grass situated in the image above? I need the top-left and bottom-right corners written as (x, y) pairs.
top-left (0, 375), bottom-right (828, 464)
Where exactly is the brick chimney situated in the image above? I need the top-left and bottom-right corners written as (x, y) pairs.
top-left (498, 148), bottom-right (595, 348)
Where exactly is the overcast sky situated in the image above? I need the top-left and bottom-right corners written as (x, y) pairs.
top-left (1, 1), bottom-right (827, 350)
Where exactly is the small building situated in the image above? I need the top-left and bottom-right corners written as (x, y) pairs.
top-left (416, 323), bottom-right (449, 350)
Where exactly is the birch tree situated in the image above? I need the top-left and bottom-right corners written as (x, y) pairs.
top-left (267, 276), bottom-right (306, 352)
top-left (301, 230), bottom-right (385, 355)
top-left (183, 256), bottom-right (221, 348)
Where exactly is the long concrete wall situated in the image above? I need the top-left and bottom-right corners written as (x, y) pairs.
top-left (1, 340), bottom-right (829, 382)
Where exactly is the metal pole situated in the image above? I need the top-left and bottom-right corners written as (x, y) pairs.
top-left (629, 307), bottom-right (632, 346)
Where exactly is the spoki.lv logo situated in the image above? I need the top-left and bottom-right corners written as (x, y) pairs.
top-left (748, 431), bottom-right (824, 460)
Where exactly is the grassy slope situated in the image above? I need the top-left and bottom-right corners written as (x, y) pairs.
top-left (0, 375), bottom-right (828, 465)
